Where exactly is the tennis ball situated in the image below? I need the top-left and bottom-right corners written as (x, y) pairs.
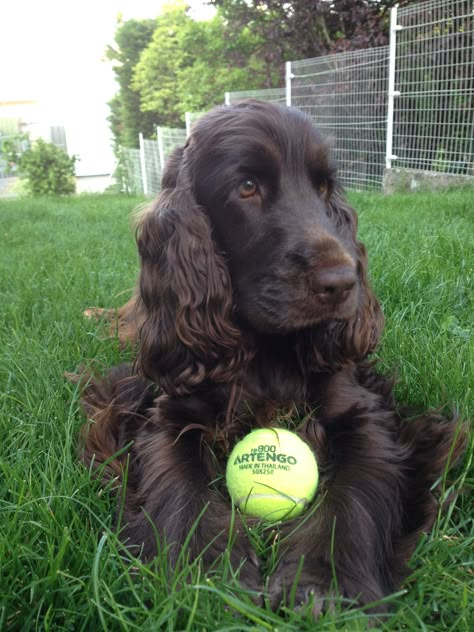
top-left (226, 428), bottom-right (319, 522)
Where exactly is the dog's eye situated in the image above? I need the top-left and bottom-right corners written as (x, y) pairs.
top-left (316, 179), bottom-right (328, 196)
top-left (239, 179), bottom-right (258, 198)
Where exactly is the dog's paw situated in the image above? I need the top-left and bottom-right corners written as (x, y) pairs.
top-left (269, 576), bottom-right (331, 616)
top-left (269, 561), bottom-right (390, 619)
top-left (269, 561), bottom-right (326, 610)
top-left (236, 547), bottom-right (263, 594)
top-left (268, 560), bottom-right (364, 617)
top-left (291, 584), bottom-right (339, 618)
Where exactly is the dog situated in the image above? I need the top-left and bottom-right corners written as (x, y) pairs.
top-left (80, 100), bottom-right (465, 615)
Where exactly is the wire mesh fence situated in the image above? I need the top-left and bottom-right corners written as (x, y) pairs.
top-left (185, 111), bottom-right (206, 135)
top-left (140, 137), bottom-right (162, 196)
top-left (117, 0), bottom-right (473, 194)
top-left (225, 88), bottom-right (287, 105)
top-left (290, 48), bottom-right (390, 190)
top-left (119, 147), bottom-right (143, 195)
top-left (119, 126), bottom-right (187, 195)
top-left (392, 0), bottom-right (474, 175)
top-left (157, 127), bottom-right (187, 167)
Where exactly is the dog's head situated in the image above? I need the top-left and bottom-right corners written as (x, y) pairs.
top-left (137, 101), bottom-right (383, 394)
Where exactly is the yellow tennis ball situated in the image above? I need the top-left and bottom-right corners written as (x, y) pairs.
top-left (226, 428), bottom-right (319, 521)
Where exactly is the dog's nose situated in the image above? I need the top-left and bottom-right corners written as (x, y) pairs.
top-left (311, 266), bottom-right (357, 303)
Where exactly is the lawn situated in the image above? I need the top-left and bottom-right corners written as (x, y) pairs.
top-left (0, 191), bottom-right (472, 631)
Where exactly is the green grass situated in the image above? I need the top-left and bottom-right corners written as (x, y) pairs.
top-left (0, 192), bottom-right (472, 631)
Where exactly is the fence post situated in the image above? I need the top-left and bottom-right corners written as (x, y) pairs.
top-left (285, 61), bottom-right (293, 107)
top-left (157, 127), bottom-right (165, 171)
top-left (138, 132), bottom-right (148, 196)
top-left (386, 6), bottom-right (402, 170)
top-left (224, 92), bottom-right (230, 105)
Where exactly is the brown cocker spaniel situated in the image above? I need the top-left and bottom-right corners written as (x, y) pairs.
top-left (80, 100), bottom-right (465, 616)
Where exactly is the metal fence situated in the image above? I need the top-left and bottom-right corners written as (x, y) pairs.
top-left (289, 48), bottom-right (390, 190)
top-left (288, 0), bottom-right (473, 189)
top-left (120, 126), bottom-right (187, 195)
top-left (119, 146), bottom-right (142, 195)
top-left (391, 0), bottom-right (473, 175)
top-left (225, 88), bottom-right (287, 105)
top-left (120, 0), bottom-right (473, 194)
top-left (185, 111), bottom-right (206, 135)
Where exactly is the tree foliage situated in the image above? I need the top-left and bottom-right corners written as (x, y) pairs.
top-left (131, 6), bottom-right (190, 128)
top-left (108, 1), bottom-right (407, 146)
top-left (131, 4), bottom-right (273, 126)
top-left (0, 133), bottom-right (28, 176)
top-left (211, 1), bottom-right (404, 62)
top-left (18, 139), bottom-right (77, 196)
top-left (106, 18), bottom-right (158, 148)
top-left (173, 14), bottom-right (275, 116)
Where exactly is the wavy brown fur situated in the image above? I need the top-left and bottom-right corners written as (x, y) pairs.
top-left (80, 101), bottom-right (465, 616)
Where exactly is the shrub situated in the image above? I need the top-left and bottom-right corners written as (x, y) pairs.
top-left (19, 139), bottom-right (77, 196)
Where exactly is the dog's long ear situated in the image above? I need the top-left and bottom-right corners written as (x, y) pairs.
top-left (160, 146), bottom-right (184, 189)
top-left (136, 147), bottom-right (252, 395)
top-left (347, 235), bottom-right (384, 359)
